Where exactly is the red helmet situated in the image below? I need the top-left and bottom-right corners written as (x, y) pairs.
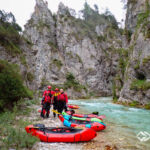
top-left (48, 86), bottom-right (51, 89)
top-left (55, 88), bottom-right (59, 91)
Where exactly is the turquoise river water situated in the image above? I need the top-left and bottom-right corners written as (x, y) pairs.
top-left (70, 97), bottom-right (150, 150)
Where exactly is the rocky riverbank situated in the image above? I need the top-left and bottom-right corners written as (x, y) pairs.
top-left (27, 104), bottom-right (83, 150)
top-left (28, 102), bottom-right (117, 150)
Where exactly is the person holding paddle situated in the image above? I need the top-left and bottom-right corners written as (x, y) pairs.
top-left (57, 89), bottom-right (68, 115)
top-left (52, 88), bottom-right (60, 118)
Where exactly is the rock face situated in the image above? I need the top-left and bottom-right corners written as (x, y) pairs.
top-left (119, 0), bottom-right (150, 104)
top-left (23, 0), bottom-right (123, 98)
top-left (2, 0), bottom-right (150, 102)
top-left (23, 0), bottom-right (57, 89)
top-left (125, 0), bottom-right (145, 33)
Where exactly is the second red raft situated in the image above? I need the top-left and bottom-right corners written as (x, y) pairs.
top-left (66, 110), bottom-right (105, 120)
top-left (59, 115), bottom-right (106, 131)
top-left (67, 104), bottom-right (79, 109)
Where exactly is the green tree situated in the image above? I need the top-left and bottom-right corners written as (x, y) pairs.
top-left (0, 10), bottom-right (22, 55)
top-left (81, 2), bottom-right (94, 21)
top-left (0, 60), bottom-right (33, 111)
top-left (94, 4), bottom-right (99, 13)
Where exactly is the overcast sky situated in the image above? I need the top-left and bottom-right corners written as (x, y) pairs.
top-left (0, 0), bottom-right (126, 29)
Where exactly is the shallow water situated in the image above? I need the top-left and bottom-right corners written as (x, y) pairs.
top-left (69, 98), bottom-right (150, 150)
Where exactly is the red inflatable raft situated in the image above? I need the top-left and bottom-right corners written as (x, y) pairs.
top-left (66, 110), bottom-right (105, 120)
top-left (59, 115), bottom-right (106, 131)
top-left (68, 104), bottom-right (79, 109)
top-left (25, 124), bottom-right (97, 142)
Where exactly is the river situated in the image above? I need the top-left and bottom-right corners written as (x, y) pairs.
top-left (69, 97), bottom-right (150, 150)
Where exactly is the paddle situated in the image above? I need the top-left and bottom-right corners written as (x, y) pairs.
top-left (52, 109), bottom-right (61, 114)
top-left (52, 110), bottom-right (85, 129)
top-left (52, 109), bottom-right (105, 120)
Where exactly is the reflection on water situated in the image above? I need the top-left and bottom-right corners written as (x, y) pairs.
top-left (69, 98), bottom-right (150, 150)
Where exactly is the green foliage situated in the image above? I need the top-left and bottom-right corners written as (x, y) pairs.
top-left (112, 48), bottom-right (129, 95)
top-left (64, 72), bottom-right (87, 92)
top-left (20, 55), bottom-right (27, 66)
top-left (1, 127), bottom-right (38, 149)
top-left (40, 77), bottom-right (48, 88)
top-left (123, 28), bottom-right (132, 42)
top-left (137, 0), bottom-right (150, 38)
top-left (36, 20), bottom-right (50, 31)
top-left (145, 27), bottom-right (150, 38)
top-left (27, 72), bottom-right (34, 82)
top-left (0, 60), bottom-right (33, 111)
top-left (23, 37), bottom-right (33, 46)
top-left (137, 0), bottom-right (150, 28)
top-left (0, 100), bottom-right (39, 150)
top-left (66, 72), bottom-right (75, 81)
top-left (75, 54), bottom-right (83, 63)
top-left (64, 16), bottom-right (68, 22)
top-left (89, 91), bottom-right (96, 97)
top-left (117, 48), bottom-right (129, 75)
top-left (72, 2), bottom-right (118, 40)
top-left (118, 57), bottom-right (127, 75)
top-left (145, 103), bottom-right (150, 109)
top-left (66, 51), bottom-right (74, 58)
top-left (102, 9), bottom-right (118, 29)
top-left (130, 79), bottom-right (150, 91)
top-left (48, 41), bottom-right (58, 52)
top-left (52, 59), bottom-right (63, 70)
top-left (107, 27), bottom-right (116, 38)
top-left (97, 35), bottom-right (106, 42)
top-left (129, 101), bottom-right (139, 107)
top-left (0, 10), bottom-right (22, 56)
top-left (112, 80), bottom-right (118, 102)
top-left (80, 2), bottom-right (118, 29)
top-left (71, 18), bottom-right (95, 39)
top-left (143, 55), bottom-right (150, 64)
top-left (81, 2), bottom-right (95, 21)
top-left (134, 62), bottom-right (140, 70)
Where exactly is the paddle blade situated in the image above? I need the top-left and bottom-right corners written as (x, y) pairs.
top-left (52, 109), bottom-right (61, 114)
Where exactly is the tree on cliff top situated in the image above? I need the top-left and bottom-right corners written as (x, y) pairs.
top-left (0, 10), bottom-right (22, 55)
top-left (80, 2), bottom-right (119, 29)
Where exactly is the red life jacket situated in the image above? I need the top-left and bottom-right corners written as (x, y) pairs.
top-left (57, 93), bottom-right (67, 102)
top-left (44, 96), bottom-right (51, 104)
top-left (43, 90), bottom-right (55, 97)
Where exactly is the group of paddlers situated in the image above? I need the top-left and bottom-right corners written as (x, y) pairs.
top-left (40, 86), bottom-right (68, 118)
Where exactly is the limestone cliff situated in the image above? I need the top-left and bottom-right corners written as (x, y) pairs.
top-left (119, 0), bottom-right (150, 105)
top-left (23, 0), bottom-right (123, 98)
